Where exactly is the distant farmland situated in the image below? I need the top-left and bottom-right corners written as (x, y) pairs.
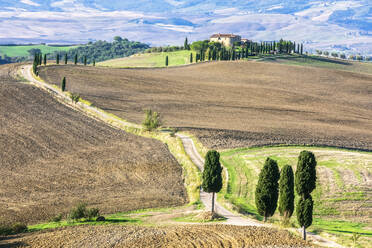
top-left (0, 44), bottom-right (78, 57)
top-left (39, 61), bottom-right (372, 151)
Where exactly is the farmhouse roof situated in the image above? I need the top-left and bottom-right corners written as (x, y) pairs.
top-left (210, 33), bottom-right (239, 38)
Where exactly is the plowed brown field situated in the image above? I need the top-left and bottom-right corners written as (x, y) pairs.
top-left (39, 61), bottom-right (372, 150)
top-left (1, 224), bottom-right (314, 247)
top-left (0, 64), bottom-right (186, 225)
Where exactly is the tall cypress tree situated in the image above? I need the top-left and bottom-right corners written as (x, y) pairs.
top-left (39, 53), bottom-right (42, 65)
top-left (202, 150), bottom-right (223, 214)
top-left (56, 54), bottom-right (60, 65)
top-left (64, 54), bottom-right (68, 64)
top-left (93, 59), bottom-right (96, 66)
top-left (165, 55), bottom-right (169, 66)
top-left (190, 53), bottom-right (193, 63)
top-left (279, 165), bottom-right (295, 224)
top-left (74, 54), bottom-right (78, 65)
top-left (61, 77), bottom-right (66, 92)
top-left (295, 150), bottom-right (317, 240)
top-left (184, 37), bottom-right (189, 50)
top-left (43, 54), bottom-right (47, 65)
top-left (84, 56), bottom-right (87, 66)
top-left (255, 157), bottom-right (280, 221)
top-left (300, 44), bottom-right (303, 55)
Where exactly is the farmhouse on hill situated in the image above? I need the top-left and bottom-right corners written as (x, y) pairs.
top-left (210, 33), bottom-right (242, 47)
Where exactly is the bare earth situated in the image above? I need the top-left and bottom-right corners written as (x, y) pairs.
top-left (0, 64), bottom-right (186, 225)
top-left (39, 61), bottom-right (372, 150)
top-left (1, 224), bottom-right (314, 248)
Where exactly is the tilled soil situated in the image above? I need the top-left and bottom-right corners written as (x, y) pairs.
top-left (0, 64), bottom-right (186, 225)
top-left (39, 61), bottom-right (372, 150)
top-left (1, 224), bottom-right (314, 247)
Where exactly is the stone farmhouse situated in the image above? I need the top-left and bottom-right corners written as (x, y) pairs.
top-left (210, 33), bottom-right (248, 47)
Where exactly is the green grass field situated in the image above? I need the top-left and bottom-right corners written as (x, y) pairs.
top-left (220, 146), bottom-right (372, 247)
top-left (98, 50), bottom-right (196, 68)
top-left (0, 45), bottom-right (79, 57)
top-left (249, 54), bottom-right (372, 74)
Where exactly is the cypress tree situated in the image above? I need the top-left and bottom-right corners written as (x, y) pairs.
top-left (43, 54), bottom-right (47, 65)
top-left (74, 54), bottom-right (78, 65)
top-left (61, 77), bottom-right (66, 92)
top-left (64, 54), bottom-right (68, 64)
top-left (190, 53), bottom-right (193, 63)
top-left (84, 56), bottom-right (87, 66)
top-left (93, 59), bottom-right (95, 66)
top-left (295, 150), bottom-right (317, 240)
top-left (56, 54), bottom-right (60, 65)
top-left (255, 157), bottom-right (280, 222)
top-left (165, 55), bottom-right (169, 66)
top-left (300, 44), bottom-right (303, 55)
top-left (184, 37), bottom-right (189, 50)
top-left (202, 150), bottom-right (223, 214)
top-left (39, 53), bottom-right (42, 65)
top-left (279, 165), bottom-right (295, 223)
top-left (297, 44), bottom-right (300, 54)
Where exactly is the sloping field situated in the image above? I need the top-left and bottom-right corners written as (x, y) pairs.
top-left (39, 61), bottom-right (372, 150)
top-left (1, 224), bottom-right (314, 247)
top-left (0, 64), bottom-right (186, 225)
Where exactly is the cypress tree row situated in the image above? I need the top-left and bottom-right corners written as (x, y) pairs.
top-left (43, 54), bottom-right (47, 65)
top-left (165, 55), bottom-right (169, 66)
top-left (61, 77), bottom-right (66, 92)
top-left (56, 54), bottom-right (60, 65)
top-left (74, 54), bottom-right (78, 65)
top-left (202, 150), bottom-right (223, 214)
top-left (295, 150), bottom-right (317, 240)
top-left (255, 157), bottom-right (280, 222)
top-left (64, 54), bottom-right (68, 64)
top-left (279, 165), bottom-right (295, 224)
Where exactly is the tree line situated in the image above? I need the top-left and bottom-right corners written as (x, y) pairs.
top-left (316, 50), bottom-right (371, 61)
top-left (202, 149), bottom-right (317, 240)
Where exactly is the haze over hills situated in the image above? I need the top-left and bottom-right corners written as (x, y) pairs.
top-left (0, 0), bottom-right (371, 55)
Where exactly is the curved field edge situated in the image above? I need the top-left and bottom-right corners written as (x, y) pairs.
top-left (219, 146), bottom-right (372, 248)
top-left (24, 65), bottom-right (201, 205)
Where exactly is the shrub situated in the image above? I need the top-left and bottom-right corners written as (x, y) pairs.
top-left (70, 93), bottom-right (80, 104)
top-left (142, 109), bottom-right (162, 131)
top-left (323, 51), bottom-right (329, 56)
top-left (70, 202), bottom-right (87, 221)
top-left (86, 208), bottom-right (100, 220)
top-left (12, 223), bottom-right (28, 233)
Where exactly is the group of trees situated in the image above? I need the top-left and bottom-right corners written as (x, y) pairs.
top-left (202, 149), bottom-right (317, 241)
top-left (316, 50), bottom-right (371, 61)
top-left (255, 151), bottom-right (317, 240)
top-left (51, 37), bottom-right (149, 64)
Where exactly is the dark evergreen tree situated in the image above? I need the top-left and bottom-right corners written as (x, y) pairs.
top-left (190, 53), bottom-right (193, 63)
top-left (61, 77), bottom-right (66, 92)
top-left (296, 196), bottom-right (313, 240)
top-left (295, 150), bottom-right (317, 240)
top-left (64, 54), bottom-right (68, 64)
top-left (255, 157), bottom-right (280, 221)
top-left (279, 165), bottom-right (295, 223)
top-left (56, 54), bottom-right (60, 65)
top-left (43, 54), bottom-right (47, 65)
top-left (202, 150), bottom-right (223, 214)
top-left (300, 44), bottom-right (303, 55)
top-left (184, 37), bottom-right (190, 50)
top-left (74, 54), bottom-right (78, 65)
top-left (39, 53), bottom-right (42, 65)
top-left (165, 55), bottom-right (169, 66)
top-left (84, 56), bottom-right (87, 66)
top-left (93, 59), bottom-right (96, 66)
top-left (32, 54), bottom-right (38, 74)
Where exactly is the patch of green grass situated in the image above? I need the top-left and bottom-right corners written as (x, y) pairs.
top-left (98, 50), bottom-right (197, 68)
top-left (0, 45), bottom-right (79, 57)
top-left (172, 213), bottom-right (226, 223)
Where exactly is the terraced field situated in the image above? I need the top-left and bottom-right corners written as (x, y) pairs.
top-left (220, 146), bottom-right (372, 247)
top-left (0, 64), bottom-right (187, 225)
top-left (39, 61), bottom-right (372, 150)
top-left (2, 224), bottom-right (314, 247)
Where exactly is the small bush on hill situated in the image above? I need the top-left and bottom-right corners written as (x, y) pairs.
top-left (70, 93), bottom-right (80, 104)
top-left (69, 203), bottom-right (100, 221)
top-left (0, 222), bottom-right (28, 235)
top-left (142, 109), bottom-right (162, 131)
top-left (50, 213), bottom-right (63, 222)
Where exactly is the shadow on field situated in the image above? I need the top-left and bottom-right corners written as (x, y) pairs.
top-left (259, 54), bottom-right (352, 65)
top-left (0, 235), bottom-right (27, 247)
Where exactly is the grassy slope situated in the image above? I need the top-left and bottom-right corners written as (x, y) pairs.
top-left (249, 54), bottom-right (372, 74)
top-left (220, 146), bottom-right (372, 247)
top-left (98, 50), bottom-right (196, 68)
top-left (0, 45), bottom-right (78, 57)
